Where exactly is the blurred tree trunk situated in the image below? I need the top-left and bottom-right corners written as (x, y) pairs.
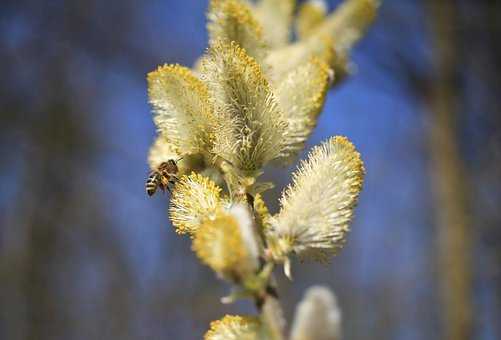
top-left (475, 1), bottom-right (501, 337)
top-left (426, 2), bottom-right (473, 340)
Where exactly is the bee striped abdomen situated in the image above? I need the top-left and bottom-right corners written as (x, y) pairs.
top-left (146, 159), bottom-right (181, 197)
top-left (146, 172), bottom-right (160, 196)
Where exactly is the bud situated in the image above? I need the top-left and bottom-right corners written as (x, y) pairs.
top-left (290, 286), bottom-right (341, 340)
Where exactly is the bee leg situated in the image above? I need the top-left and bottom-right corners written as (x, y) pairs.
top-left (159, 184), bottom-right (165, 194)
top-left (166, 185), bottom-right (172, 194)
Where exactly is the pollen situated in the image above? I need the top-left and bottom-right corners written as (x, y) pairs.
top-left (169, 173), bottom-right (226, 235)
top-left (253, 193), bottom-right (271, 230)
top-left (147, 64), bottom-right (216, 155)
top-left (205, 315), bottom-right (262, 340)
top-left (201, 40), bottom-right (288, 171)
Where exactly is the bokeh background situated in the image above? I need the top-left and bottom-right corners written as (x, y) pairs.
top-left (1, 0), bottom-right (500, 339)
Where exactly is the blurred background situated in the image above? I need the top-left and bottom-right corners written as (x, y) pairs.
top-left (1, 0), bottom-right (500, 339)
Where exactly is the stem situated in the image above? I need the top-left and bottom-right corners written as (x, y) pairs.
top-left (218, 166), bottom-right (287, 339)
top-left (242, 185), bottom-right (287, 340)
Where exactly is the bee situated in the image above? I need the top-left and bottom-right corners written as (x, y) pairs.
top-left (146, 159), bottom-right (181, 196)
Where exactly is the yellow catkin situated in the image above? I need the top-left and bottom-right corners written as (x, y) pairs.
top-left (205, 315), bottom-right (262, 340)
top-left (192, 213), bottom-right (250, 276)
top-left (210, 0), bottom-right (263, 37)
top-left (253, 0), bottom-right (295, 48)
top-left (275, 56), bottom-right (331, 161)
top-left (169, 173), bottom-right (224, 235)
top-left (271, 136), bottom-right (365, 261)
top-left (208, 0), bottom-right (266, 62)
top-left (147, 135), bottom-right (181, 171)
top-left (314, 0), bottom-right (380, 53)
top-left (147, 64), bottom-right (216, 155)
top-left (265, 34), bottom-right (335, 84)
top-left (148, 64), bottom-right (209, 98)
top-left (295, 1), bottom-right (328, 40)
top-left (202, 40), bottom-right (287, 171)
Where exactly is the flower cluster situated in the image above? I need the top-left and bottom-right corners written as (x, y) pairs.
top-left (146, 0), bottom-right (377, 338)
